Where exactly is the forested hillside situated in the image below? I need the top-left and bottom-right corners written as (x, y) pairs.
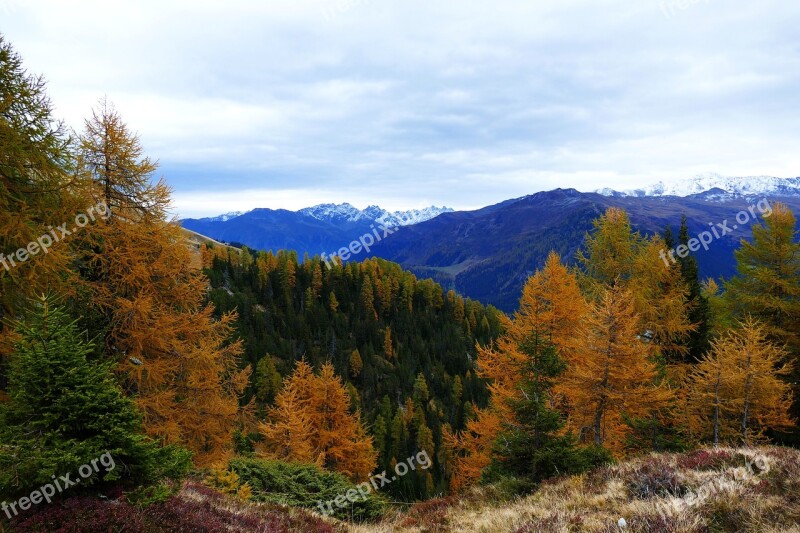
top-left (203, 246), bottom-right (503, 498)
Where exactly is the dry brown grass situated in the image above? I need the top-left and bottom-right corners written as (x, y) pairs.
top-left (346, 446), bottom-right (800, 533)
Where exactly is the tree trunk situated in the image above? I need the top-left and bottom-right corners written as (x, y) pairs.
top-left (741, 352), bottom-right (753, 445)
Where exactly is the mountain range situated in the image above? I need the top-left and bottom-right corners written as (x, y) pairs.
top-left (180, 204), bottom-right (453, 258)
top-left (181, 175), bottom-right (800, 311)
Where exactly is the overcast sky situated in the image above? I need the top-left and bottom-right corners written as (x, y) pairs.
top-left (3, 0), bottom-right (799, 217)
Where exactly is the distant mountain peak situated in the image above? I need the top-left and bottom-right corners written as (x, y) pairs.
top-left (191, 203), bottom-right (453, 226)
top-left (597, 174), bottom-right (800, 199)
top-left (297, 203), bottom-right (454, 226)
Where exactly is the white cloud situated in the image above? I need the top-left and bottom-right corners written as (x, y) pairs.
top-left (2, 0), bottom-right (799, 217)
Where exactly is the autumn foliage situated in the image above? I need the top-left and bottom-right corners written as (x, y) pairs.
top-left (258, 361), bottom-right (377, 480)
top-left (447, 206), bottom-right (795, 491)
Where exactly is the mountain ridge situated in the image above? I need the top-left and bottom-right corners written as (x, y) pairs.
top-left (181, 179), bottom-right (800, 312)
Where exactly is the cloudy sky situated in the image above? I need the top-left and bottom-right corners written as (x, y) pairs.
top-left (3, 0), bottom-right (799, 217)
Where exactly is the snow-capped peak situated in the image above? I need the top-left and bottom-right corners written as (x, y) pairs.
top-left (298, 203), bottom-right (367, 223)
top-left (597, 174), bottom-right (800, 199)
top-left (299, 203), bottom-right (453, 226)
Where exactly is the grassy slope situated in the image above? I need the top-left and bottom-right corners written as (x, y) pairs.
top-left (8, 447), bottom-right (799, 532)
top-left (350, 446), bottom-right (800, 533)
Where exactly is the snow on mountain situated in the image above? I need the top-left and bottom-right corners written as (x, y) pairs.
top-left (298, 203), bottom-right (453, 226)
top-left (597, 173), bottom-right (800, 199)
top-left (298, 203), bottom-right (367, 223)
top-left (196, 203), bottom-right (453, 226)
top-left (205, 211), bottom-right (248, 222)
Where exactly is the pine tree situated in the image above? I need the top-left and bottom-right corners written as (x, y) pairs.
top-left (254, 354), bottom-right (282, 405)
top-left (676, 215), bottom-right (712, 361)
top-left (489, 335), bottom-right (611, 491)
top-left (449, 253), bottom-right (589, 490)
top-left (0, 295), bottom-right (191, 498)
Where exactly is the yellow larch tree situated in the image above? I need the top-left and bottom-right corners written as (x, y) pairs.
top-left (257, 361), bottom-right (317, 464)
top-left (560, 285), bottom-right (673, 454)
top-left (630, 236), bottom-right (695, 363)
top-left (258, 361), bottom-right (376, 480)
top-left (0, 37), bottom-right (85, 369)
top-left (687, 318), bottom-right (794, 445)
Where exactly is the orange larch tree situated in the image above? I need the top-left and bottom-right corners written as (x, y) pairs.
top-left (443, 407), bottom-right (502, 492)
top-left (560, 285), bottom-right (673, 454)
top-left (687, 318), bottom-right (794, 445)
top-left (73, 101), bottom-right (250, 466)
top-left (258, 361), bottom-right (376, 480)
top-left (0, 37), bottom-right (85, 369)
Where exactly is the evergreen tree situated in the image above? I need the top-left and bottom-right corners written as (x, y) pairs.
top-left (676, 215), bottom-right (712, 362)
top-left (254, 354), bottom-right (282, 405)
top-left (0, 296), bottom-right (191, 498)
top-left (489, 334), bottom-right (611, 492)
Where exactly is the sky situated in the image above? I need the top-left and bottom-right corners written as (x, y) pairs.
top-left (2, 0), bottom-right (799, 218)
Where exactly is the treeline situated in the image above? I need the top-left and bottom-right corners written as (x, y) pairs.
top-left (203, 246), bottom-right (503, 498)
top-left (447, 207), bottom-right (798, 492)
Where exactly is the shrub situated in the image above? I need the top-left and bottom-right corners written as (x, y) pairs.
top-left (8, 483), bottom-right (336, 533)
top-left (228, 458), bottom-right (386, 522)
top-left (628, 459), bottom-right (688, 499)
top-left (205, 467), bottom-right (253, 500)
top-left (400, 496), bottom-right (457, 532)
